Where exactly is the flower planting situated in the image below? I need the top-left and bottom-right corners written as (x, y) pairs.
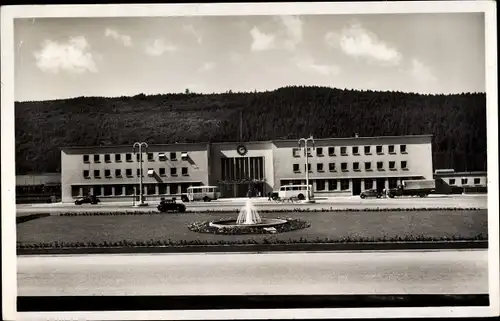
top-left (188, 217), bottom-right (310, 235)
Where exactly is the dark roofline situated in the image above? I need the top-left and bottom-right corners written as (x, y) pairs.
top-left (434, 171), bottom-right (487, 177)
top-left (60, 134), bottom-right (433, 150)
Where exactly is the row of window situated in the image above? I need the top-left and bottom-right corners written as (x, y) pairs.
top-left (293, 144), bottom-right (407, 158)
top-left (293, 161), bottom-right (408, 173)
top-left (71, 182), bottom-right (202, 197)
top-left (448, 178), bottom-right (482, 186)
top-left (83, 152), bottom-right (189, 164)
top-left (83, 167), bottom-right (189, 179)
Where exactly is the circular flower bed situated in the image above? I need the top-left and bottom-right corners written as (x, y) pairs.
top-left (188, 217), bottom-right (311, 235)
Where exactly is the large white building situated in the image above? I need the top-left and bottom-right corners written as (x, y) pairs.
top-left (60, 134), bottom-right (434, 203)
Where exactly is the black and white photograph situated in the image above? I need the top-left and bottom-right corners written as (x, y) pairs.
top-left (1, 1), bottom-right (498, 320)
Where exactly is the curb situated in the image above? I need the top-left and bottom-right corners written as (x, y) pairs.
top-left (16, 240), bottom-right (488, 255)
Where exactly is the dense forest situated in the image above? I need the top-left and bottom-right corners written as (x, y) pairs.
top-left (15, 86), bottom-right (487, 174)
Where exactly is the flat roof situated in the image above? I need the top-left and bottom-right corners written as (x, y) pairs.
top-left (60, 134), bottom-right (433, 150)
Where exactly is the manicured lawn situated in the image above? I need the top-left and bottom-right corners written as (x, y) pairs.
top-left (16, 210), bottom-right (488, 245)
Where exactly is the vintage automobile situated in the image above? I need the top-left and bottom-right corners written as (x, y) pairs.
top-left (360, 188), bottom-right (383, 199)
top-left (74, 195), bottom-right (101, 205)
top-left (157, 198), bottom-right (187, 213)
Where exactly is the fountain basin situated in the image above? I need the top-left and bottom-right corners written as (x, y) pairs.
top-left (209, 218), bottom-right (287, 229)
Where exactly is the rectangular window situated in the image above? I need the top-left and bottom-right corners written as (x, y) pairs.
top-left (364, 146), bottom-right (371, 155)
top-left (159, 168), bottom-right (166, 176)
top-left (340, 147), bottom-right (347, 155)
top-left (449, 179), bottom-right (456, 185)
top-left (125, 185), bottom-right (135, 195)
top-left (182, 167), bottom-right (188, 176)
top-left (136, 169), bottom-right (143, 177)
top-left (340, 179), bottom-right (349, 190)
top-left (316, 179), bottom-right (326, 191)
top-left (104, 154), bottom-right (111, 163)
top-left (401, 161), bottom-right (408, 169)
top-left (352, 146), bottom-right (359, 155)
top-left (389, 161), bottom-right (396, 170)
top-left (328, 179), bottom-right (337, 191)
top-left (159, 153), bottom-right (167, 161)
top-left (83, 155), bottom-right (90, 163)
top-left (365, 179), bottom-right (373, 190)
top-left (171, 167), bottom-right (177, 176)
top-left (126, 153), bottom-right (133, 162)
top-left (365, 162), bottom-right (372, 171)
top-left (329, 163), bottom-right (336, 172)
top-left (389, 145), bottom-right (395, 154)
top-left (103, 185), bottom-right (113, 196)
top-left (114, 185), bottom-right (124, 196)
top-left (71, 186), bottom-right (81, 197)
top-left (115, 169), bottom-right (122, 177)
top-left (461, 178), bottom-right (468, 185)
top-left (83, 170), bottom-right (90, 178)
top-left (316, 147), bottom-right (323, 156)
top-left (292, 148), bottom-right (301, 157)
top-left (126, 169), bottom-right (132, 177)
top-left (328, 147), bottom-right (335, 156)
top-left (92, 185), bottom-right (102, 196)
top-left (353, 162), bottom-right (360, 171)
top-left (136, 153), bottom-right (141, 162)
top-left (104, 169), bottom-right (111, 178)
top-left (94, 170), bottom-right (100, 178)
top-left (305, 163), bottom-right (311, 172)
top-left (148, 153), bottom-right (154, 161)
top-left (158, 183), bottom-right (167, 195)
top-left (170, 152), bottom-right (177, 161)
top-left (400, 145), bottom-right (407, 153)
top-left (474, 178), bottom-right (481, 185)
top-left (376, 145), bottom-right (383, 154)
top-left (377, 161), bottom-right (384, 170)
top-left (317, 163), bottom-right (324, 172)
top-left (115, 154), bottom-right (122, 162)
top-left (146, 184), bottom-right (156, 195)
top-left (293, 164), bottom-right (300, 172)
top-left (94, 155), bottom-right (100, 163)
top-left (341, 162), bottom-right (348, 171)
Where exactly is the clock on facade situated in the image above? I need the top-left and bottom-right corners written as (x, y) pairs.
top-left (236, 144), bottom-right (248, 156)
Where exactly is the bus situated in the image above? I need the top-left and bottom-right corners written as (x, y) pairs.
top-left (186, 186), bottom-right (221, 202)
top-left (278, 184), bottom-right (314, 200)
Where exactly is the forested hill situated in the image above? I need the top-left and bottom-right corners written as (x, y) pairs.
top-left (15, 86), bottom-right (486, 175)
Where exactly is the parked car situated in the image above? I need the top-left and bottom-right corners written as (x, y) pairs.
top-left (74, 195), bottom-right (100, 205)
top-left (157, 198), bottom-right (186, 213)
top-left (360, 188), bottom-right (383, 199)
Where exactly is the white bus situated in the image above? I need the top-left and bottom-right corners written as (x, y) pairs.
top-left (278, 184), bottom-right (314, 200)
top-left (186, 186), bottom-right (221, 202)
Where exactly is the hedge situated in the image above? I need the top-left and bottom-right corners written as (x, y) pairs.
top-left (16, 233), bottom-right (487, 249)
top-left (55, 207), bottom-right (484, 217)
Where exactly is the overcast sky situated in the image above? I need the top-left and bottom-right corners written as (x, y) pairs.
top-left (14, 13), bottom-right (485, 102)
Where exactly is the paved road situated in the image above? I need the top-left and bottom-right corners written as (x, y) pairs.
top-left (16, 195), bottom-right (487, 215)
top-left (17, 250), bottom-right (488, 296)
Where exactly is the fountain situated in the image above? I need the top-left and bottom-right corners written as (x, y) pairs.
top-left (208, 198), bottom-right (287, 230)
top-left (236, 199), bottom-right (263, 225)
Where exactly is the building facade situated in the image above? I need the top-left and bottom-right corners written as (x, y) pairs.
top-left (60, 134), bottom-right (434, 202)
top-left (61, 143), bottom-right (210, 203)
top-left (434, 169), bottom-right (488, 194)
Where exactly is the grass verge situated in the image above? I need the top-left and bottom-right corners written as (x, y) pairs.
top-left (16, 209), bottom-right (488, 252)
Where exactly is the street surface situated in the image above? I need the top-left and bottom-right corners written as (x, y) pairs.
top-left (17, 250), bottom-right (488, 296)
top-left (16, 194), bottom-right (487, 215)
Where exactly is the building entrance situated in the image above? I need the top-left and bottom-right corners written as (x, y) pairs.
top-left (219, 156), bottom-right (266, 198)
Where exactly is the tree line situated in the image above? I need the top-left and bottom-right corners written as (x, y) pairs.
top-left (15, 86), bottom-right (487, 174)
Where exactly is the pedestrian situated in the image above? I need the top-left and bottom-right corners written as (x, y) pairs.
top-left (267, 192), bottom-right (272, 201)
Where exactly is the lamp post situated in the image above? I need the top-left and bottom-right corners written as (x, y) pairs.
top-left (133, 142), bottom-right (149, 207)
top-left (298, 136), bottom-right (316, 203)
